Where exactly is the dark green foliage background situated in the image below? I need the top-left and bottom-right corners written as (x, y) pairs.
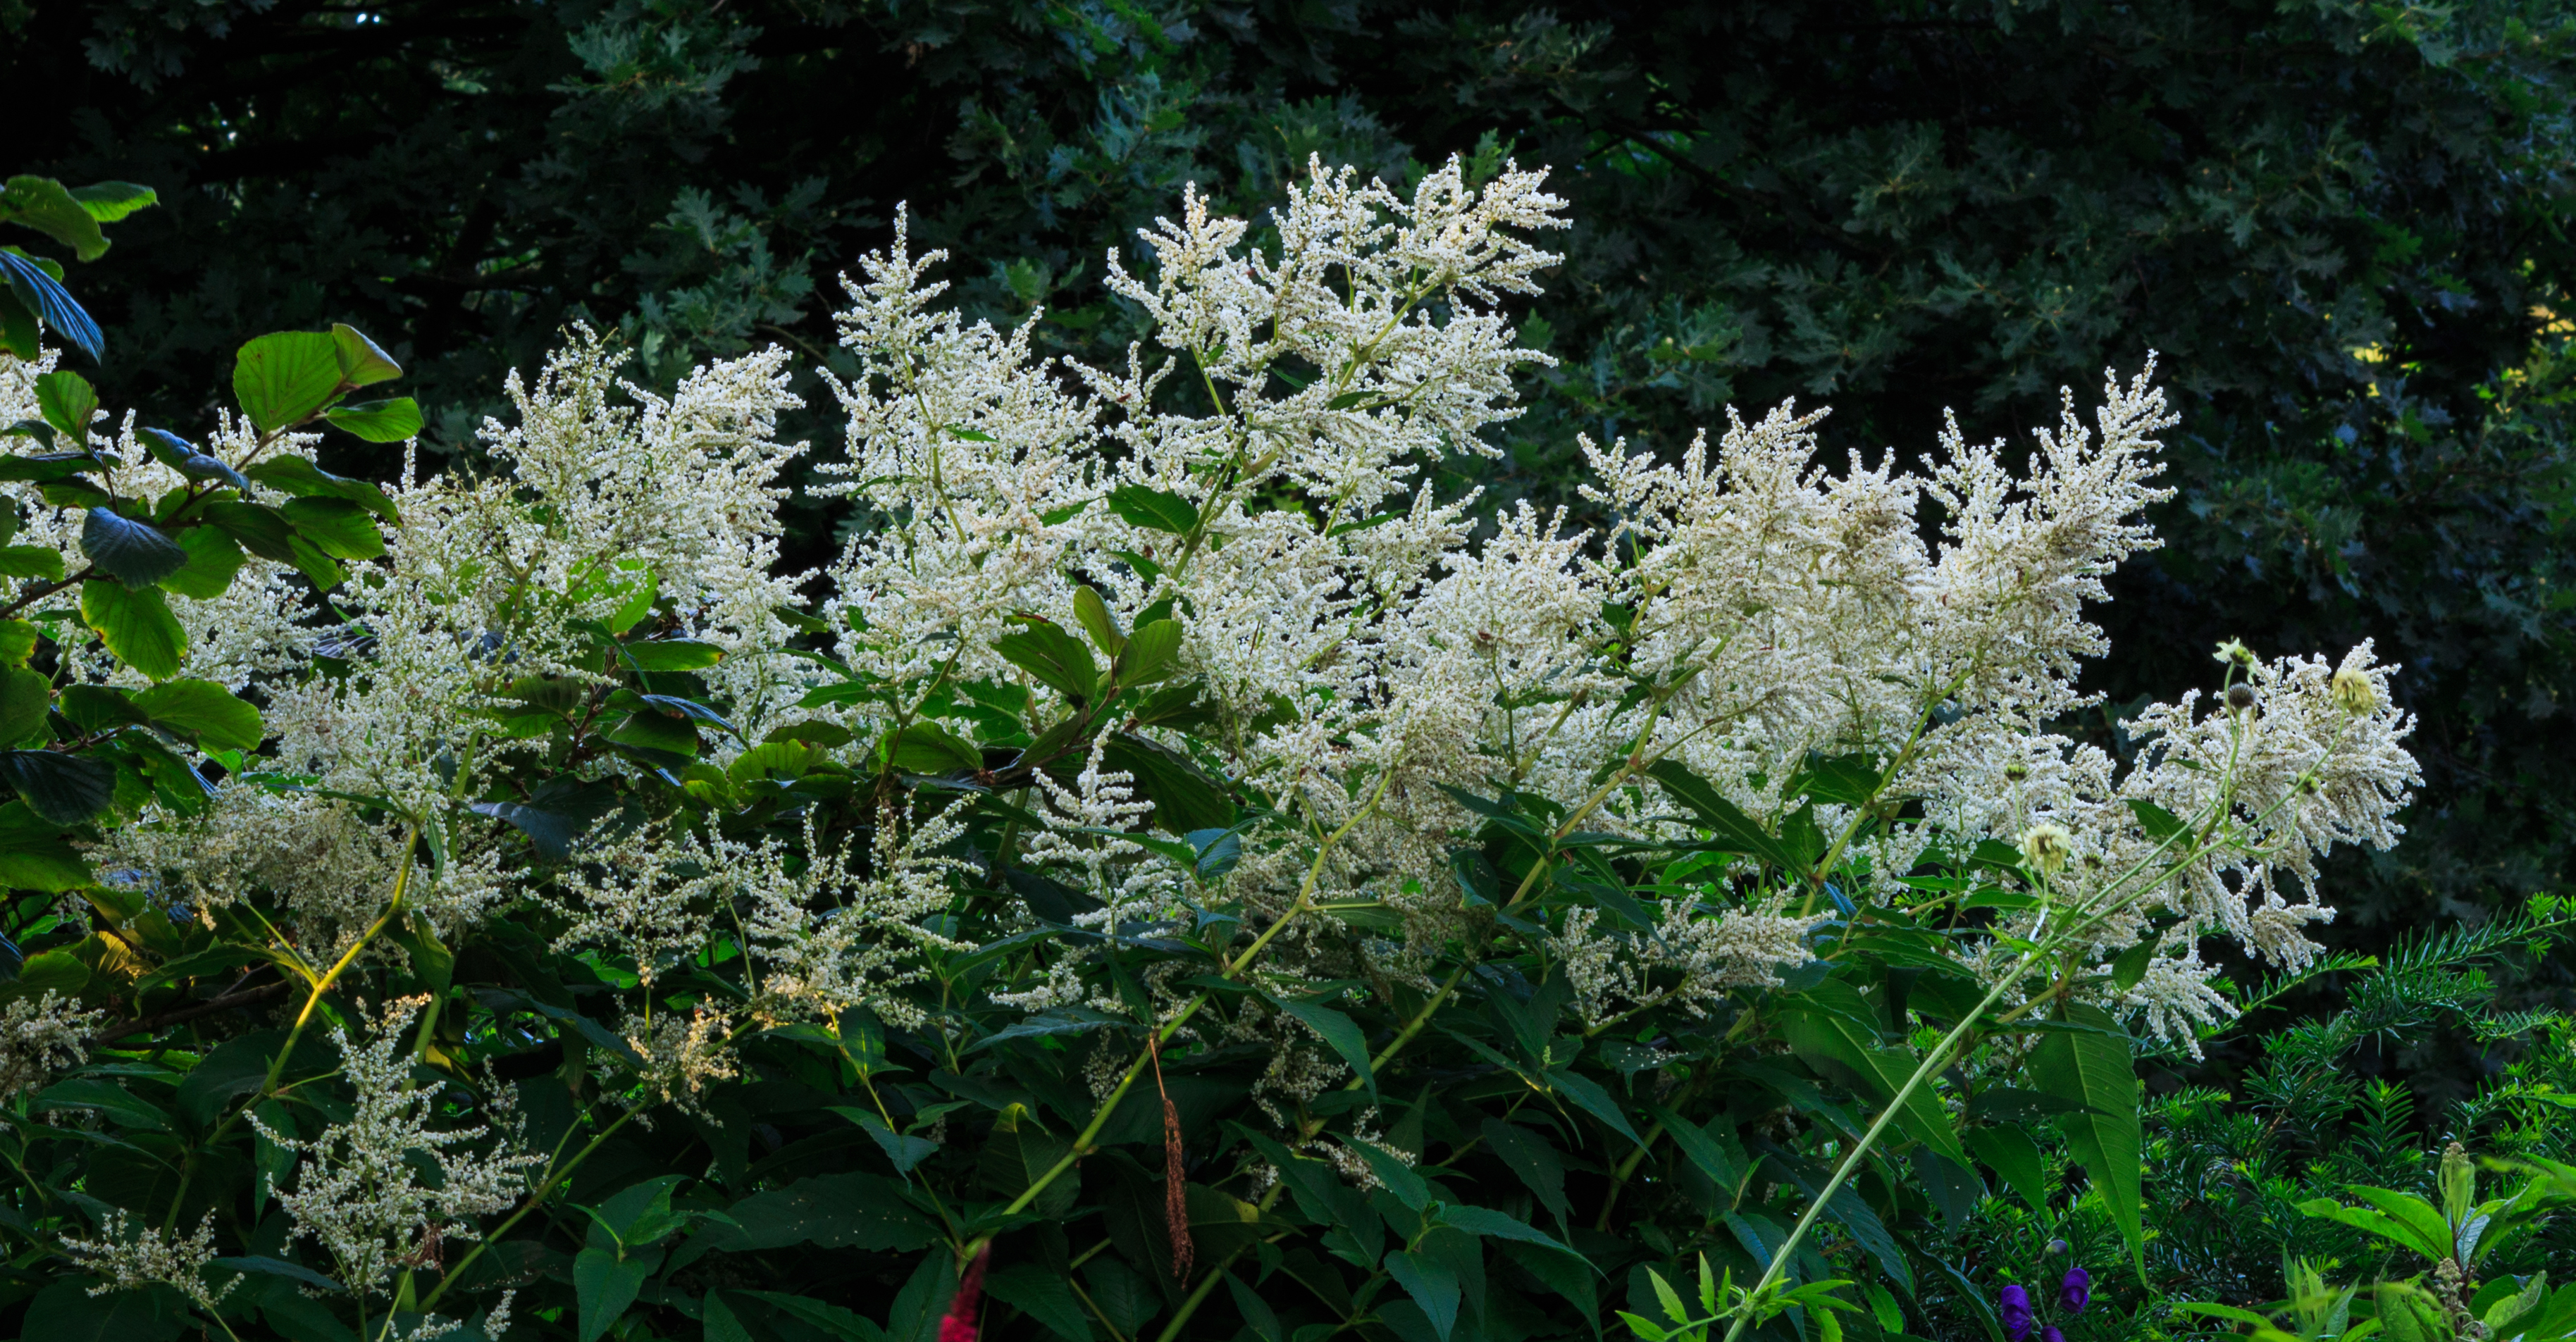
top-left (11, 0), bottom-right (2575, 1099)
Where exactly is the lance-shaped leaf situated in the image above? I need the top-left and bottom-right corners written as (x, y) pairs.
top-left (1268, 992), bottom-right (1375, 1098)
top-left (0, 250), bottom-right (102, 362)
top-left (132, 678), bottom-right (264, 753)
top-left (324, 397), bottom-right (422, 442)
top-left (1643, 759), bottom-right (1803, 871)
top-left (2033, 1002), bottom-right (2145, 1279)
top-left (1105, 483), bottom-right (1199, 535)
top-left (994, 619), bottom-right (1098, 702)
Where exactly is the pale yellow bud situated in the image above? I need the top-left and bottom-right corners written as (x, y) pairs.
top-left (2019, 823), bottom-right (2074, 874)
top-left (2331, 666), bottom-right (2375, 715)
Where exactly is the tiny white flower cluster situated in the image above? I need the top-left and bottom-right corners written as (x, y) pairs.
top-left (254, 998), bottom-right (542, 1291)
top-left (0, 989), bottom-right (100, 1104)
top-left (59, 1210), bottom-right (232, 1313)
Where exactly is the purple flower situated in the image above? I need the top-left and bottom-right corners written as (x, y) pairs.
top-left (2059, 1267), bottom-right (2091, 1315)
top-left (2000, 1285), bottom-right (2035, 1342)
top-left (2041, 1329), bottom-right (2065, 1342)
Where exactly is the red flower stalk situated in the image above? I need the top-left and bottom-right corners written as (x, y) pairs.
top-left (941, 1245), bottom-right (990, 1342)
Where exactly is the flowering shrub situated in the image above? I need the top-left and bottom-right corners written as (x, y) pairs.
top-left (0, 160), bottom-right (2425, 1342)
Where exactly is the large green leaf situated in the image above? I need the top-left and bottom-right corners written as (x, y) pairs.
top-left (977, 1105), bottom-right (1078, 1219)
top-left (574, 1244), bottom-right (662, 1342)
top-left (1, 177), bottom-right (110, 261)
top-left (1270, 993), bottom-right (1375, 1097)
top-left (232, 330), bottom-right (345, 433)
top-left (988, 1264), bottom-right (1094, 1342)
top-left (1642, 759), bottom-right (1803, 871)
top-left (323, 397), bottom-right (422, 442)
top-left (241, 456), bottom-right (397, 520)
top-left (17, 1278), bottom-right (186, 1342)
top-left (66, 181), bottom-right (157, 224)
top-left (0, 801), bottom-right (94, 890)
top-left (161, 526), bottom-right (244, 600)
top-left (280, 497), bottom-right (385, 560)
top-left (81, 579), bottom-right (187, 679)
top-left (2033, 1002), bottom-right (2144, 1278)
top-left (1105, 483), bottom-right (1200, 534)
top-left (1778, 978), bottom-right (1972, 1169)
top-left (0, 666), bottom-right (50, 748)
top-left (138, 428), bottom-right (251, 492)
top-left (0, 750), bottom-right (116, 824)
top-left (993, 619), bottom-right (1099, 702)
top-left (331, 323), bottom-right (403, 387)
top-left (132, 678), bottom-right (264, 753)
top-left (706, 1172), bottom-right (940, 1251)
top-left (80, 509), bottom-right (189, 588)
top-left (1967, 1124), bottom-right (2050, 1214)
top-left (35, 370), bottom-right (96, 442)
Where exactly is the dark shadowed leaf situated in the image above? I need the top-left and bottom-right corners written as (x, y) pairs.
top-left (80, 509), bottom-right (188, 588)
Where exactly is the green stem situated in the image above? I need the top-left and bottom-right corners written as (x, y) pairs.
top-left (418, 1102), bottom-right (645, 1313)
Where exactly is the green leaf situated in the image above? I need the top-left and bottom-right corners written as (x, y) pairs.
top-left (67, 181), bottom-right (158, 223)
top-left (132, 679), bottom-right (264, 753)
top-left (280, 497), bottom-right (385, 560)
top-left (607, 709), bottom-right (700, 759)
top-left (0, 666), bottom-right (49, 748)
top-left (210, 1255), bottom-right (341, 1294)
top-left (204, 501), bottom-right (299, 564)
top-left (1, 247), bottom-right (102, 362)
top-left (80, 509), bottom-right (190, 588)
top-left (2301, 1190), bottom-right (2453, 1263)
top-left (233, 330), bottom-right (347, 433)
top-left (993, 619), bottom-right (1098, 702)
top-left (574, 1244), bottom-right (662, 1342)
top-left (1072, 584), bottom-right (1124, 655)
top-left (2126, 798), bottom-right (2188, 843)
top-left (331, 323), bottom-right (403, 387)
top-left (1101, 732), bottom-right (1232, 833)
top-left (624, 638), bottom-right (724, 671)
top-left (32, 1077), bottom-right (171, 1130)
top-left (1544, 1066), bottom-right (1640, 1143)
top-left (977, 1105), bottom-right (1078, 1219)
top-left (0, 750), bottom-right (116, 824)
top-left (884, 720), bottom-right (981, 774)
top-left (0, 802), bottom-right (94, 890)
top-left (2033, 1002), bottom-right (2144, 1279)
top-left (1643, 759), bottom-right (1804, 871)
top-left (323, 397), bottom-right (422, 442)
top-left (35, 370), bottom-right (97, 442)
top-left (17, 1277), bottom-right (186, 1342)
top-left (2, 177), bottom-right (111, 261)
top-left (468, 778), bottom-right (620, 862)
top-left (139, 428), bottom-right (251, 492)
top-left (705, 1172), bottom-right (940, 1253)
top-left (161, 526), bottom-right (244, 600)
top-left (1649, 1104), bottom-right (1746, 1200)
top-left (0, 619), bottom-right (33, 666)
top-left (1480, 1119), bottom-right (1571, 1227)
top-left (0, 545), bottom-right (63, 581)
top-left (1116, 619), bottom-right (1184, 685)
top-left (81, 580), bottom-right (187, 680)
top-left (1106, 483), bottom-right (1200, 534)
top-left (58, 683), bottom-right (144, 731)
top-left (1778, 979), bottom-right (1971, 1169)
top-left (1385, 1250), bottom-right (1462, 1341)
top-left (1270, 993), bottom-right (1375, 1098)
top-left (988, 1264), bottom-right (1094, 1342)
top-left (240, 456), bottom-right (397, 520)
top-left (831, 1108), bottom-right (939, 1174)
top-left (1967, 1124), bottom-right (2050, 1213)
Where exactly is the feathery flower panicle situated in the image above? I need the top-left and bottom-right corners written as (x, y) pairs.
top-left (59, 1210), bottom-right (233, 1313)
top-left (0, 989), bottom-right (100, 1102)
top-left (256, 998), bottom-right (543, 1291)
